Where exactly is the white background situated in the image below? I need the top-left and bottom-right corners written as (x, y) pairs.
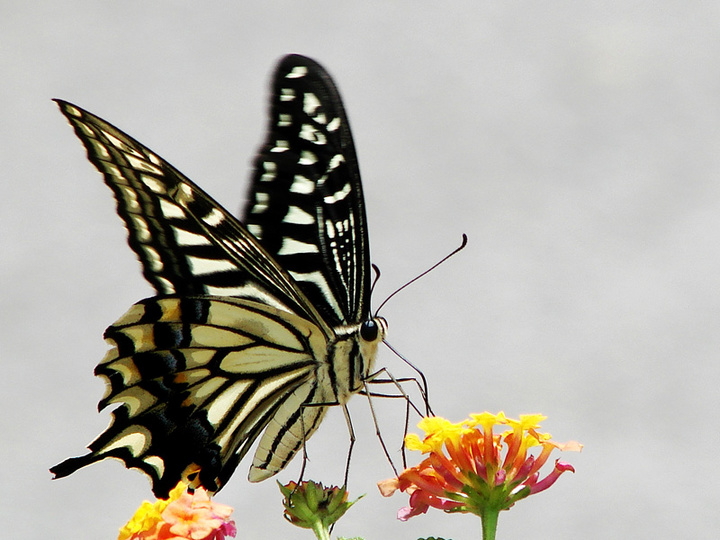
top-left (2, 2), bottom-right (719, 539)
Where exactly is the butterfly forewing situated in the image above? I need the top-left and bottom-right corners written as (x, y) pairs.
top-left (55, 100), bottom-right (317, 319)
top-left (244, 55), bottom-right (370, 327)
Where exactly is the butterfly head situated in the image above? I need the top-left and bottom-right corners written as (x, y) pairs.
top-left (357, 316), bottom-right (387, 378)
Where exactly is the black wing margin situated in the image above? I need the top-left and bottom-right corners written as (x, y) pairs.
top-left (243, 55), bottom-right (371, 327)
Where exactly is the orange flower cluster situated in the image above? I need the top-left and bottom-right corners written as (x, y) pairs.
top-left (118, 482), bottom-right (236, 540)
top-left (379, 413), bottom-right (581, 521)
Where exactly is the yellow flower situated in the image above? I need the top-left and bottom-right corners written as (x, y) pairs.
top-left (406, 416), bottom-right (467, 453)
top-left (118, 481), bottom-right (236, 540)
top-left (119, 482), bottom-right (186, 540)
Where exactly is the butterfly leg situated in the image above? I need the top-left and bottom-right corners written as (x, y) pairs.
top-left (380, 340), bottom-right (433, 415)
top-left (365, 367), bottom-right (433, 417)
top-left (360, 381), bottom-right (403, 478)
top-left (363, 367), bottom-right (438, 471)
top-left (341, 404), bottom-right (356, 488)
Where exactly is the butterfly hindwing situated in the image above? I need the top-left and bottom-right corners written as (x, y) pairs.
top-left (244, 55), bottom-right (370, 327)
top-left (51, 296), bottom-right (329, 496)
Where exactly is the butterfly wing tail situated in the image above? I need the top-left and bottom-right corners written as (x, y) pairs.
top-left (50, 453), bottom-right (105, 480)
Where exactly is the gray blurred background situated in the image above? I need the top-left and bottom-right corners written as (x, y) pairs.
top-left (2, 2), bottom-right (719, 538)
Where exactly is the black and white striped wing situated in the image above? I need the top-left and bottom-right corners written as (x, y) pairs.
top-left (53, 99), bottom-right (322, 325)
top-left (244, 55), bottom-right (370, 327)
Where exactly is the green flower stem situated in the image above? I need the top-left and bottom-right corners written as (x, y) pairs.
top-left (311, 520), bottom-right (331, 540)
top-left (480, 507), bottom-right (499, 540)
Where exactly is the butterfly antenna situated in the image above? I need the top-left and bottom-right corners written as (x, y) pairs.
top-left (369, 264), bottom-right (382, 312)
top-left (375, 234), bottom-right (467, 316)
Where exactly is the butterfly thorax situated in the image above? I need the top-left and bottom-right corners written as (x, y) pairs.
top-left (328, 316), bottom-right (387, 403)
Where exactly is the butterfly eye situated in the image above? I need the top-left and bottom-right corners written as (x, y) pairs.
top-left (360, 320), bottom-right (379, 342)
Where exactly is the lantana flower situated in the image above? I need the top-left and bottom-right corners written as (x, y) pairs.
top-left (118, 481), bottom-right (236, 540)
top-left (279, 480), bottom-right (361, 540)
top-left (378, 412), bottom-right (581, 538)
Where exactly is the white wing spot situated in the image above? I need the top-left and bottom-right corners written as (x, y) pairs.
top-left (187, 256), bottom-right (238, 276)
top-left (280, 88), bottom-right (296, 102)
top-left (283, 206), bottom-right (315, 225)
top-left (327, 117), bottom-right (341, 131)
top-left (90, 140), bottom-right (110, 159)
top-left (147, 153), bottom-right (162, 167)
top-left (127, 154), bottom-right (163, 175)
top-left (202, 208), bottom-right (224, 226)
top-left (106, 387), bottom-right (156, 417)
top-left (290, 175), bottom-right (315, 194)
top-left (119, 186), bottom-right (140, 212)
top-left (143, 456), bottom-right (165, 477)
top-left (324, 182), bottom-right (351, 204)
top-left (78, 122), bottom-right (94, 137)
top-left (332, 219), bottom-right (344, 235)
top-left (142, 245), bottom-right (164, 272)
top-left (140, 174), bottom-right (165, 194)
top-left (175, 228), bottom-right (212, 246)
top-left (300, 124), bottom-right (327, 145)
top-left (329, 154), bottom-right (345, 170)
top-left (261, 162), bottom-right (277, 182)
top-left (159, 199), bottom-right (185, 219)
top-left (278, 114), bottom-right (292, 127)
top-left (177, 182), bottom-right (195, 203)
top-left (157, 276), bottom-right (174, 293)
top-left (251, 192), bottom-right (269, 213)
top-left (103, 163), bottom-right (124, 181)
top-left (303, 93), bottom-right (321, 115)
top-left (247, 223), bottom-right (262, 240)
top-left (299, 151), bottom-right (317, 165)
top-left (102, 132), bottom-right (139, 156)
top-left (325, 220), bottom-right (336, 238)
top-left (286, 66), bottom-right (308, 79)
top-left (278, 237), bottom-right (319, 256)
top-left (271, 140), bottom-right (289, 153)
top-left (103, 430), bottom-right (149, 456)
top-left (132, 215), bottom-right (151, 242)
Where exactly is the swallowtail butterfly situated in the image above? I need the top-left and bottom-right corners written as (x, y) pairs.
top-left (51, 54), bottom-right (387, 498)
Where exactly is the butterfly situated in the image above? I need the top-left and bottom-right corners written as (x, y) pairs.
top-left (50, 54), bottom-right (387, 499)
